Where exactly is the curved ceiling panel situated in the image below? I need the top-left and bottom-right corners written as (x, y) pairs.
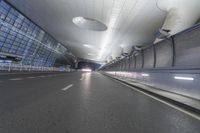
top-left (7, 0), bottom-right (167, 63)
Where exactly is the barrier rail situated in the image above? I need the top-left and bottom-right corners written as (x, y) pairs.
top-left (104, 70), bottom-right (200, 100)
top-left (0, 63), bottom-right (71, 72)
top-left (100, 22), bottom-right (200, 71)
top-left (100, 23), bottom-right (200, 101)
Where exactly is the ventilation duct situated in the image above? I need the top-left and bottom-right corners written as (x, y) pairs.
top-left (155, 0), bottom-right (200, 43)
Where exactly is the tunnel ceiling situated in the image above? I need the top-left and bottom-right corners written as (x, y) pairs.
top-left (7, 0), bottom-right (167, 63)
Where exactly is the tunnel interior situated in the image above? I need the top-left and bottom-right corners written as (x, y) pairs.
top-left (0, 0), bottom-right (200, 133)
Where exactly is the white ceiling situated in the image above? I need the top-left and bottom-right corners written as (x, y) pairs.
top-left (7, 0), bottom-right (167, 63)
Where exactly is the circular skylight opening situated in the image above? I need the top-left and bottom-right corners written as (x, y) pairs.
top-left (73, 17), bottom-right (107, 31)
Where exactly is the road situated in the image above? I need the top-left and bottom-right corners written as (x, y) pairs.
top-left (0, 72), bottom-right (199, 133)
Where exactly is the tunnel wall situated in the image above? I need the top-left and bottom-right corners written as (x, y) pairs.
top-left (101, 23), bottom-right (200, 100)
top-left (0, 0), bottom-right (74, 67)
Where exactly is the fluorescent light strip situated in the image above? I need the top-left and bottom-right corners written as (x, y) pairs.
top-left (88, 53), bottom-right (96, 56)
top-left (98, 0), bottom-right (125, 59)
top-left (98, 0), bottom-right (149, 60)
top-left (174, 76), bottom-right (194, 81)
top-left (84, 44), bottom-right (93, 48)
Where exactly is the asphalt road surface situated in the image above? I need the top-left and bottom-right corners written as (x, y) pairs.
top-left (0, 72), bottom-right (199, 133)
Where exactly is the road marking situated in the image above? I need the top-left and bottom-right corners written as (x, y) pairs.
top-left (9, 78), bottom-right (23, 81)
top-left (115, 79), bottom-right (200, 121)
top-left (38, 76), bottom-right (46, 78)
top-left (62, 84), bottom-right (74, 91)
top-left (27, 77), bottom-right (36, 79)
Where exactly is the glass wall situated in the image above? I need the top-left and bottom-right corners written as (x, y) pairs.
top-left (0, 0), bottom-right (69, 66)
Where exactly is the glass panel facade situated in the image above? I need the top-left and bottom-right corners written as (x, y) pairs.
top-left (0, 0), bottom-right (68, 67)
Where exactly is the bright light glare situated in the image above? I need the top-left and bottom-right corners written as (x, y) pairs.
top-left (98, 0), bottom-right (124, 59)
top-left (81, 68), bottom-right (92, 72)
top-left (98, 0), bottom-right (148, 60)
top-left (98, 30), bottom-right (112, 59)
top-left (73, 17), bottom-right (85, 24)
top-left (142, 73), bottom-right (149, 77)
top-left (174, 76), bottom-right (194, 81)
top-left (88, 53), bottom-right (96, 56)
top-left (83, 44), bottom-right (93, 48)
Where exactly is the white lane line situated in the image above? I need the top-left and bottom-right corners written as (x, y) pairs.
top-left (38, 76), bottom-right (46, 78)
top-left (62, 84), bottom-right (74, 91)
top-left (9, 78), bottom-right (23, 81)
top-left (115, 79), bottom-right (200, 121)
top-left (27, 77), bottom-right (36, 79)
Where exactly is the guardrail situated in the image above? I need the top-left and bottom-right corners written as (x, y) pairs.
top-left (100, 23), bottom-right (200, 101)
top-left (100, 22), bottom-right (200, 71)
top-left (0, 63), bottom-right (71, 72)
top-left (104, 69), bottom-right (200, 101)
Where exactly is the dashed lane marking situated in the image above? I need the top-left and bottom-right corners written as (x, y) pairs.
top-left (9, 78), bottom-right (23, 81)
top-left (27, 77), bottom-right (36, 79)
top-left (62, 84), bottom-right (74, 91)
top-left (38, 76), bottom-right (46, 78)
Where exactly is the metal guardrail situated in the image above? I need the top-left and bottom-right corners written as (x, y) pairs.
top-left (100, 22), bottom-right (200, 71)
top-left (0, 63), bottom-right (71, 72)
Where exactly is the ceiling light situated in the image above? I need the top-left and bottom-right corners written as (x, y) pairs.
top-left (98, 0), bottom-right (125, 59)
top-left (88, 53), bottom-right (96, 56)
top-left (120, 44), bottom-right (126, 48)
top-left (98, 0), bottom-right (148, 60)
top-left (83, 44), bottom-right (93, 48)
top-left (73, 17), bottom-right (107, 31)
